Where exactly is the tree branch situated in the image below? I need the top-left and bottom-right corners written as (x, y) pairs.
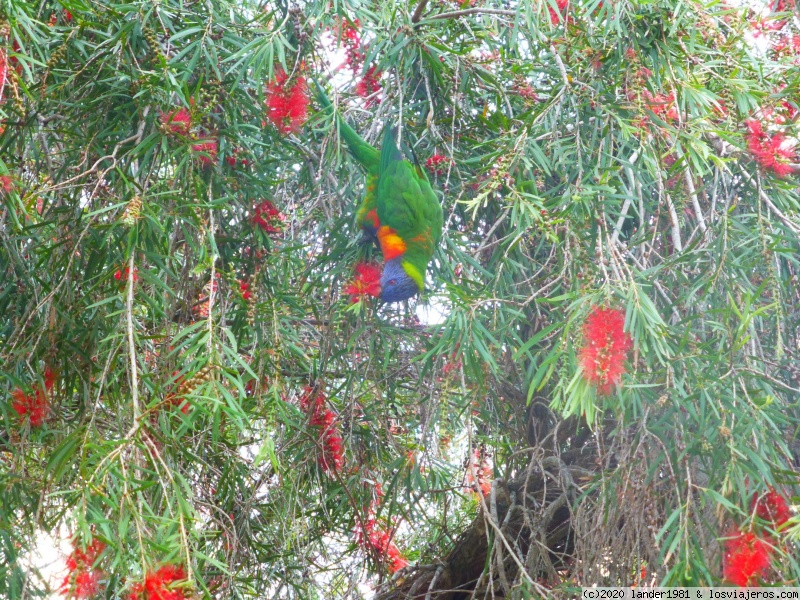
top-left (412, 0), bottom-right (430, 23)
top-left (425, 8), bottom-right (517, 21)
top-left (127, 251), bottom-right (140, 422)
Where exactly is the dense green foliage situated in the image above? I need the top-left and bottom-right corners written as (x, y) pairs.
top-left (1, 0), bottom-right (799, 597)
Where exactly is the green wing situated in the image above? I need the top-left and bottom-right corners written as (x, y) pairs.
top-left (376, 125), bottom-right (443, 283)
top-left (315, 82), bottom-right (380, 232)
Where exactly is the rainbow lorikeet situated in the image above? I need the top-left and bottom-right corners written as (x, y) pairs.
top-left (376, 125), bottom-right (443, 303)
top-left (315, 82), bottom-right (381, 238)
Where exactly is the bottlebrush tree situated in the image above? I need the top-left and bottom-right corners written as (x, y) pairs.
top-left (1, 0), bottom-right (800, 598)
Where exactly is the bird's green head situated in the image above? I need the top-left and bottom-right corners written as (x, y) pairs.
top-left (380, 259), bottom-right (421, 303)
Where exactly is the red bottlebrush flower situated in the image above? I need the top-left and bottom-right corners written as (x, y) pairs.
top-left (225, 155), bottom-right (237, 167)
top-left (11, 382), bottom-right (50, 427)
top-left (10, 40), bottom-right (21, 74)
top-left (44, 367), bottom-right (56, 392)
top-left (62, 537), bottom-right (105, 599)
top-left (642, 90), bottom-right (678, 123)
top-left (0, 47), bottom-right (7, 106)
top-left (160, 108), bottom-right (191, 136)
top-left (385, 545), bottom-right (409, 573)
top-left (49, 13), bottom-right (58, 26)
top-left (548, 0), bottom-right (569, 24)
top-left (442, 354), bottom-right (462, 378)
top-left (753, 488), bottom-right (792, 527)
top-left (239, 280), bottom-right (252, 301)
top-left (344, 262), bottom-right (382, 303)
top-left (63, 10), bottom-right (73, 23)
top-left (625, 47), bottom-right (637, 61)
top-left (723, 529), bottom-right (774, 587)
top-left (353, 479), bottom-right (407, 572)
top-left (251, 199), bottom-right (285, 234)
top-left (341, 18), bottom-right (362, 48)
top-left (0, 175), bottom-right (13, 194)
top-left (192, 140), bottom-right (218, 167)
top-left (265, 68), bottom-right (309, 135)
top-left (782, 100), bottom-right (799, 122)
top-left (164, 371), bottom-right (190, 414)
top-left (355, 66), bottom-right (382, 107)
top-left (632, 115), bottom-right (651, 133)
top-left (425, 154), bottom-right (451, 176)
top-left (515, 82), bottom-right (539, 101)
top-left (300, 388), bottom-right (344, 474)
top-left (464, 447), bottom-right (493, 496)
top-left (192, 276), bottom-right (219, 320)
top-left (129, 564), bottom-right (188, 600)
top-left (337, 18), bottom-right (365, 70)
top-left (68, 570), bottom-right (100, 598)
top-left (355, 516), bottom-right (408, 573)
top-left (114, 266), bottom-right (139, 283)
top-left (770, 0), bottom-right (797, 12)
top-left (578, 306), bottom-right (632, 394)
top-left (745, 119), bottom-right (797, 177)
top-left (713, 99), bottom-right (729, 118)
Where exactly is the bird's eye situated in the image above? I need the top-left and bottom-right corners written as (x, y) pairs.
top-left (388, 279), bottom-right (397, 286)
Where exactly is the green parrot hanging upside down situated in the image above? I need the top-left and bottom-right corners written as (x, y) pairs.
top-left (375, 125), bottom-right (443, 303)
top-left (315, 83), bottom-right (443, 303)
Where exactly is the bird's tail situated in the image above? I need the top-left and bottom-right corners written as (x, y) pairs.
top-left (379, 124), bottom-right (404, 176)
top-left (314, 81), bottom-right (379, 170)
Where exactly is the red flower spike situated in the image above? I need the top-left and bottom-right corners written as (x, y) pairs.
top-left (548, 0), bottom-right (570, 24)
top-left (0, 46), bottom-right (6, 110)
top-left (578, 306), bottom-right (632, 394)
top-left (129, 564), bottom-right (188, 600)
top-left (723, 529), bottom-right (774, 587)
top-left (160, 108), bottom-right (191, 136)
top-left (11, 378), bottom-right (50, 427)
top-left (515, 82), bottom-right (539, 101)
top-left (192, 140), bottom-right (218, 167)
top-left (465, 447), bottom-right (493, 496)
top-left (300, 388), bottom-right (344, 474)
top-left (251, 199), bottom-right (286, 234)
top-left (752, 488), bottom-right (792, 527)
top-left (352, 479), bottom-right (407, 572)
top-left (61, 537), bottom-right (105, 599)
top-left (642, 90), bottom-right (679, 123)
top-left (355, 517), bottom-right (407, 573)
top-left (0, 175), bottom-right (14, 194)
top-left (344, 263), bottom-right (382, 303)
top-left (44, 367), bottom-right (56, 392)
top-left (355, 66), bottom-right (382, 107)
top-left (62, 569), bottom-right (101, 599)
top-left (425, 154), bottom-right (452, 176)
top-left (265, 68), bottom-right (309, 135)
top-left (745, 119), bottom-right (797, 177)
top-left (114, 267), bottom-right (139, 283)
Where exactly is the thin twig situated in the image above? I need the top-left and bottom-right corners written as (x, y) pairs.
top-left (675, 144), bottom-right (707, 235)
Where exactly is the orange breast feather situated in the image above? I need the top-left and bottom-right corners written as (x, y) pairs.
top-left (377, 226), bottom-right (407, 260)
